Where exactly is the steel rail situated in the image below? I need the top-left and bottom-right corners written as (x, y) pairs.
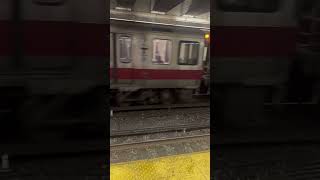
top-left (111, 102), bottom-right (209, 112)
top-left (110, 133), bottom-right (210, 151)
top-left (111, 124), bottom-right (210, 137)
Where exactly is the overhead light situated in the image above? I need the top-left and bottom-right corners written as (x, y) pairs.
top-left (115, 7), bottom-right (132, 11)
top-left (200, 28), bottom-right (210, 32)
top-left (151, 11), bottom-right (166, 15)
top-left (182, 14), bottom-right (195, 18)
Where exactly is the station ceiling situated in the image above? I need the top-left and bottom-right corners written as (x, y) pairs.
top-left (111, 0), bottom-right (210, 16)
top-left (110, 0), bottom-right (210, 30)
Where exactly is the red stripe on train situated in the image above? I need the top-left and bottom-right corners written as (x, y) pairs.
top-left (110, 68), bottom-right (203, 80)
top-left (212, 26), bottom-right (298, 57)
top-left (0, 21), bottom-right (107, 56)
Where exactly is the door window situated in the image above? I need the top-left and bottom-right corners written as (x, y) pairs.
top-left (152, 39), bottom-right (172, 65)
top-left (119, 36), bottom-right (132, 63)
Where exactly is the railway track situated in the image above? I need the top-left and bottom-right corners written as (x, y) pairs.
top-left (285, 160), bottom-right (320, 180)
top-left (111, 123), bottom-right (210, 137)
top-left (111, 102), bottom-right (209, 112)
top-left (110, 133), bottom-right (210, 151)
top-left (111, 105), bottom-right (210, 137)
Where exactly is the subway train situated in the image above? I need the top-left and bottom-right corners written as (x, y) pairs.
top-left (110, 0), bottom-right (319, 118)
top-left (0, 0), bottom-right (107, 138)
top-left (212, 0), bottom-right (320, 127)
top-left (110, 22), bottom-right (210, 106)
top-left (0, 0), bottom-right (318, 135)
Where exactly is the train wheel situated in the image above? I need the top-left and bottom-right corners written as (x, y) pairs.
top-left (160, 89), bottom-right (175, 105)
top-left (177, 89), bottom-right (194, 103)
top-left (141, 90), bottom-right (159, 105)
top-left (146, 96), bottom-right (160, 105)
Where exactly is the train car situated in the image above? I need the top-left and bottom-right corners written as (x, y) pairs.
top-left (212, 0), bottom-right (298, 126)
top-left (110, 22), bottom-right (209, 106)
top-left (212, 0), bottom-right (320, 127)
top-left (0, 0), bottom-right (107, 139)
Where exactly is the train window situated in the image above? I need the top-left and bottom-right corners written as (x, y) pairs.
top-left (217, 0), bottom-right (279, 13)
top-left (178, 41), bottom-right (199, 65)
top-left (152, 39), bottom-right (172, 65)
top-left (119, 36), bottom-right (132, 63)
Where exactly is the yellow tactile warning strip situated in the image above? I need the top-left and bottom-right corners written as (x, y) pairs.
top-left (110, 150), bottom-right (210, 180)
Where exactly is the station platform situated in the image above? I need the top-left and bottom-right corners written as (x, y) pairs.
top-left (111, 150), bottom-right (210, 180)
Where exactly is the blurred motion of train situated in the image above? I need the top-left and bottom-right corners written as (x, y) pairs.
top-left (110, 22), bottom-right (210, 106)
top-left (0, 0), bottom-right (319, 137)
top-left (0, 0), bottom-right (107, 139)
top-left (212, 0), bottom-right (320, 126)
top-left (110, 0), bottom-right (320, 122)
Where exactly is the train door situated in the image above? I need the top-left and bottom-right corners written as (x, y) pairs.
top-left (113, 33), bottom-right (134, 86)
top-left (146, 33), bottom-right (174, 88)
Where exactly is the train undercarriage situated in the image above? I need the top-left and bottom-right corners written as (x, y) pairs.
top-left (110, 84), bottom-right (209, 107)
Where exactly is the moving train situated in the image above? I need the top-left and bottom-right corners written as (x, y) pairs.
top-left (0, 0), bottom-right (107, 138)
top-left (110, 22), bottom-right (210, 106)
top-left (111, 0), bottom-right (319, 128)
top-left (0, 0), bottom-right (318, 137)
top-left (212, 0), bottom-right (319, 126)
